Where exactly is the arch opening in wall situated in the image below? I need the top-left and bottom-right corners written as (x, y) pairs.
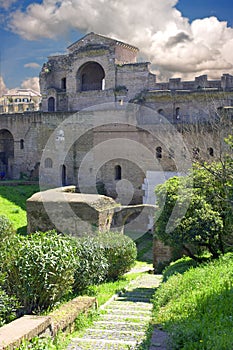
top-left (0, 129), bottom-right (14, 178)
top-left (115, 165), bottom-right (122, 180)
top-left (77, 62), bottom-right (105, 92)
top-left (48, 97), bottom-right (55, 112)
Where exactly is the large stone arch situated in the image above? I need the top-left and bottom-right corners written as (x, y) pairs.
top-left (0, 129), bottom-right (14, 178)
top-left (77, 61), bottom-right (105, 92)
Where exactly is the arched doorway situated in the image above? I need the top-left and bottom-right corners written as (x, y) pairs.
top-left (48, 97), bottom-right (55, 112)
top-left (0, 129), bottom-right (14, 179)
top-left (77, 62), bottom-right (105, 92)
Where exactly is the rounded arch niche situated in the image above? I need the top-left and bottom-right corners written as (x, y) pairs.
top-left (77, 62), bottom-right (105, 92)
top-left (0, 129), bottom-right (14, 178)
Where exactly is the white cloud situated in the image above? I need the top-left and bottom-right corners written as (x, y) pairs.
top-left (21, 77), bottom-right (40, 92)
top-left (0, 0), bottom-right (17, 10)
top-left (0, 76), bottom-right (8, 96)
top-left (24, 62), bottom-right (41, 69)
top-left (8, 0), bottom-right (233, 80)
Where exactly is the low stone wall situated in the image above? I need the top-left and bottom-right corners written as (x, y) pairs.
top-left (0, 296), bottom-right (97, 350)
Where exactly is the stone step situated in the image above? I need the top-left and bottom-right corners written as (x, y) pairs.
top-left (92, 321), bottom-right (148, 332)
top-left (102, 309), bottom-right (151, 316)
top-left (99, 314), bottom-right (151, 322)
top-left (116, 296), bottom-right (151, 302)
top-left (68, 337), bottom-right (137, 349)
top-left (107, 301), bottom-right (153, 310)
top-left (83, 328), bottom-right (145, 341)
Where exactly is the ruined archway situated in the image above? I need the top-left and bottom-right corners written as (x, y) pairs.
top-left (77, 62), bottom-right (105, 92)
top-left (0, 129), bottom-right (14, 179)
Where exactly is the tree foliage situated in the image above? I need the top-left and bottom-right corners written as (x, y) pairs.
top-left (155, 140), bottom-right (233, 260)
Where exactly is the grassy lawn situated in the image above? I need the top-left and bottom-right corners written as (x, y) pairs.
top-left (152, 253), bottom-right (233, 350)
top-left (0, 185), bottom-right (39, 234)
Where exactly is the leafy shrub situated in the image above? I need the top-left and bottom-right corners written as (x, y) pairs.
top-left (0, 215), bottom-right (15, 243)
top-left (73, 236), bottom-right (108, 293)
top-left (153, 253), bottom-right (233, 350)
top-left (1, 230), bottom-right (78, 313)
top-left (0, 280), bottom-right (19, 326)
top-left (162, 256), bottom-right (199, 281)
top-left (97, 232), bottom-right (137, 281)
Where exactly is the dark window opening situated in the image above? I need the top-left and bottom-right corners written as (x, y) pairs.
top-left (61, 77), bottom-right (66, 90)
top-left (20, 139), bottom-right (24, 150)
top-left (44, 157), bottom-right (53, 168)
top-left (156, 146), bottom-right (162, 159)
top-left (175, 107), bottom-right (180, 119)
top-left (115, 165), bottom-right (122, 180)
top-left (61, 164), bottom-right (66, 186)
top-left (208, 147), bottom-right (214, 157)
top-left (158, 109), bottom-right (164, 115)
top-left (48, 97), bottom-right (55, 112)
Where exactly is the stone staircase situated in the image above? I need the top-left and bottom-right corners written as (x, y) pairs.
top-left (67, 273), bottom-right (161, 350)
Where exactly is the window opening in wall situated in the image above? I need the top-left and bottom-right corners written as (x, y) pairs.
top-left (20, 139), bottom-right (24, 150)
top-left (61, 164), bottom-right (66, 186)
top-left (115, 165), bottom-right (122, 180)
top-left (156, 146), bottom-right (162, 159)
top-left (48, 97), bottom-right (55, 112)
top-left (44, 157), bottom-right (53, 168)
top-left (208, 147), bottom-right (214, 157)
top-left (175, 107), bottom-right (180, 119)
top-left (61, 77), bottom-right (66, 90)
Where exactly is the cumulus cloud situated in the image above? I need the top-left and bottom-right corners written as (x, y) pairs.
top-left (0, 76), bottom-right (7, 96)
top-left (21, 77), bottom-right (40, 92)
top-left (8, 0), bottom-right (233, 80)
top-left (24, 62), bottom-right (41, 69)
top-left (0, 0), bottom-right (17, 10)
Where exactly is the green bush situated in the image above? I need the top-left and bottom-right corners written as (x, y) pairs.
top-left (1, 231), bottom-right (78, 313)
top-left (162, 256), bottom-right (199, 281)
top-left (0, 215), bottom-right (15, 243)
top-left (153, 253), bottom-right (233, 350)
top-left (0, 273), bottom-right (20, 326)
top-left (97, 232), bottom-right (137, 281)
top-left (73, 236), bottom-right (108, 293)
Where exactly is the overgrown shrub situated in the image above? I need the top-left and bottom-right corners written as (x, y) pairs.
top-left (97, 232), bottom-right (137, 281)
top-left (73, 236), bottom-right (108, 293)
top-left (1, 230), bottom-right (78, 313)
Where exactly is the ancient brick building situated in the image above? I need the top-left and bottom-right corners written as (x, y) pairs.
top-left (0, 32), bottom-right (233, 205)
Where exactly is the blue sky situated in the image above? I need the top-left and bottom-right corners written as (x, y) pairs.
top-left (0, 0), bottom-right (233, 92)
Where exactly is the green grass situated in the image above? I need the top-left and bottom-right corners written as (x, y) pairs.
top-left (0, 185), bottom-right (39, 234)
top-left (152, 253), bottom-right (233, 350)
